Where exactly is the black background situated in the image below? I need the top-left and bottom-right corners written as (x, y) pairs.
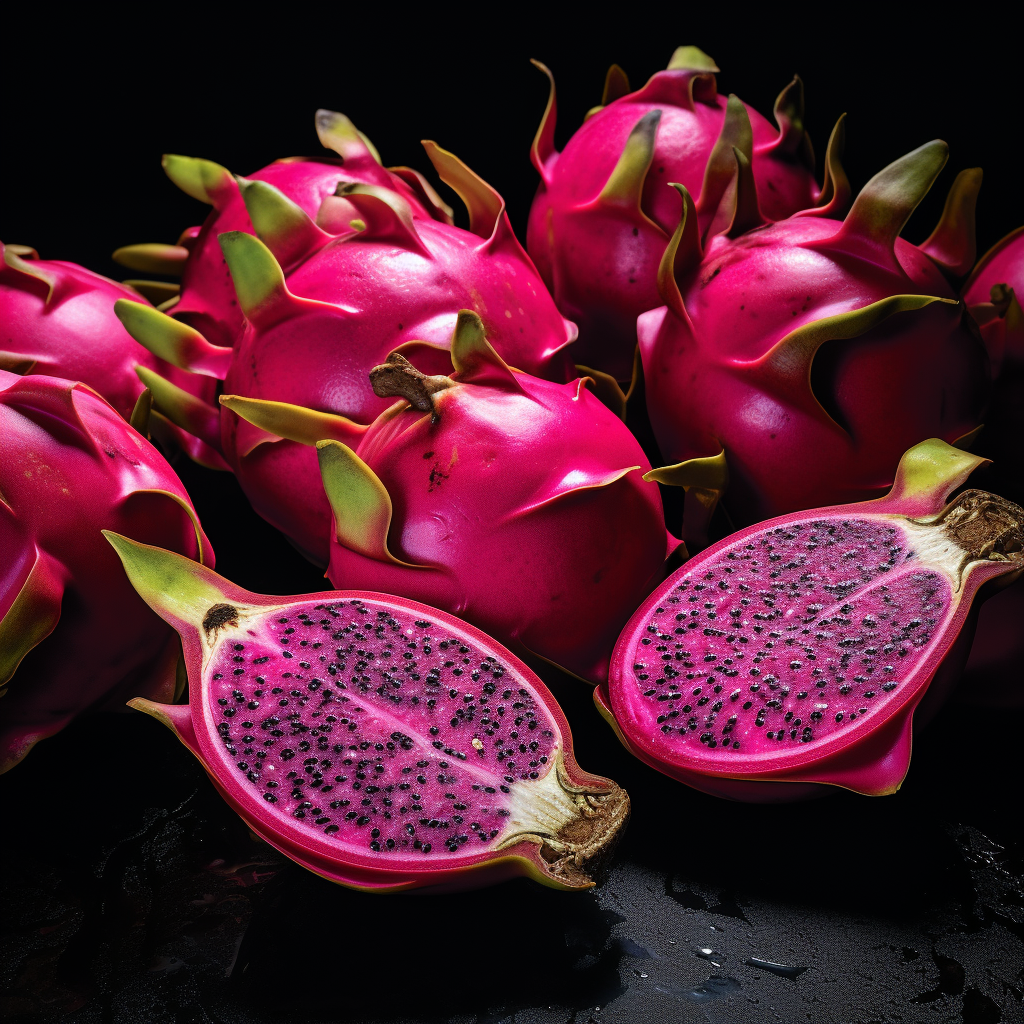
top-left (3, 10), bottom-right (1024, 1024)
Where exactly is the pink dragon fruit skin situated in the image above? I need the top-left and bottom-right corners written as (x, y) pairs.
top-left (113, 110), bottom-right (452, 350)
top-left (596, 440), bottom-right (1024, 801)
top-left (963, 225), bottom-right (1024, 311)
top-left (222, 311), bottom-right (676, 685)
top-left (957, 226), bottom-right (1024, 706)
top-left (0, 371), bottom-right (214, 772)
top-left (528, 46), bottom-right (839, 381)
top-left (117, 143), bottom-right (578, 565)
top-left (106, 535), bottom-right (630, 892)
top-left (0, 242), bottom-right (222, 467)
top-left (639, 141), bottom-right (990, 536)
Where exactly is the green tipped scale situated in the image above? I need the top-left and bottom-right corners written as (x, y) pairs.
top-left (525, 45), bottom-right (838, 382)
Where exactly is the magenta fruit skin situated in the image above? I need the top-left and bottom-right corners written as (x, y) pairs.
top-left (0, 371), bottom-right (214, 772)
top-left (218, 177), bottom-right (576, 562)
top-left (314, 319), bottom-right (677, 685)
top-left (639, 142), bottom-right (990, 530)
top-left (527, 50), bottom-right (823, 380)
top-left (146, 114), bottom-right (450, 350)
top-left (118, 144), bottom-right (577, 566)
top-left (172, 161), bottom-right (440, 348)
top-left (0, 243), bottom-right (219, 464)
top-left (958, 226), bottom-right (1024, 704)
top-left (108, 537), bottom-right (629, 892)
top-left (597, 440), bottom-right (1023, 801)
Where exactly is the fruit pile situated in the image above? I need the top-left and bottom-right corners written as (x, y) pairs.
top-left (2, 47), bottom-right (1021, 893)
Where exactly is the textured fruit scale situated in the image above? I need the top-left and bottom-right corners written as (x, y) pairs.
top-left (107, 536), bottom-right (629, 892)
top-left (597, 441), bottom-right (1024, 800)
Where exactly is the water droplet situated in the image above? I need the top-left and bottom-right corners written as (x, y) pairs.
top-left (744, 956), bottom-right (806, 980)
top-left (656, 977), bottom-right (741, 1002)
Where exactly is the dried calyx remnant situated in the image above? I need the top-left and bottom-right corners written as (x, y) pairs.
top-left (916, 489), bottom-right (1024, 578)
top-left (534, 775), bottom-right (629, 886)
top-left (202, 603), bottom-right (239, 635)
top-left (369, 352), bottom-right (454, 422)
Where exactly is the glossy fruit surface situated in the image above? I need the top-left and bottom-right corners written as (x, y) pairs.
top-left (528, 46), bottom-right (834, 380)
top-left (117, 145), bottom-right (577, 564)
top-left (227, 311), bottom-right (676, 681)
top-left (0, 371), bottom-right (213, 771)
top-left (639, 143), bottom-right (988, 538)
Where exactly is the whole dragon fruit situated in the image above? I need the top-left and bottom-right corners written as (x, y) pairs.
top-left (958, 226), bottom-right (1024, 705)
top-left (226, 312), bottom-right (676, 684)
top-left (639, 140), bottom-right (989, 540)
top-left (962, 224), bottom-right (1024, 459)
top-left (107, 534), bottom-right (630, 892)
top-left (0, 371), bottom-right (214, 772)
top-left (117, 143), bottom-right (577, 564)
top-left (113, 110), bottom-right (452, 349)
top-left (597, 440), bottom-right (1023, 801)
top-left (0, 241), bottom-right (222, 467)
top-left (528, 45), bottom-right (847, 381)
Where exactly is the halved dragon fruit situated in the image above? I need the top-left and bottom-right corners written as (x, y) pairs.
top-left (116, 143), bottom-right (577, 563)
top-left (225, 311), bottom-right (676, 683)
top-left (0, 371), bottom-right (213, 772)
top-left (527, 45), bottom-right (843, 381)
top-left (597, 440), bottom-right (1023, 801)
top-left (0, 241), bottom-right (221, 466)
top-left (112, 109), bottom-right (452, 349)
top-left (107, 534), bottom-right (630, 892)
top-left (639, 140), bottom-right (989, 541)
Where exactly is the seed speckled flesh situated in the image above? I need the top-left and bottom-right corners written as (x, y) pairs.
top-left (205, 599), bottom-right (561, 861)
top-left (613, 517), bottom-right (954, 764)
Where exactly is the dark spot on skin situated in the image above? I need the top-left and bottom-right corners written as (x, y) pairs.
top-left (428, 464), bottom-right (450, 491)
top-left (204, 603), bottom-right (239, 635)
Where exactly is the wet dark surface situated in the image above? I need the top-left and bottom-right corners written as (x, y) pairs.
top-left (2, 465), bottom-right (1023, 1024)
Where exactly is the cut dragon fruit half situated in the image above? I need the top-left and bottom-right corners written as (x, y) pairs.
top-left (107, 535), bottom-right (630, 892)
top-left (597, 440), bottom-right (1023, 801)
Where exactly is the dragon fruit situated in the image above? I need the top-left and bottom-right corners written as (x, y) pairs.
top-left (639, 140), bottom-right (990, 542)
top-left (0, 242), bottom-right (222, 467)
top-left (107, 534), bottom-right (629, 891)
top-left (958, 226), bottom-right (1024, 705)
top-left (225, 311), bottom-right (676, 683)
top-left (0, 371), bottom-right (213, 772)
top-left (596, 439), bottom-right (1023, 801)
top-left (112, 110), bottom-right (452, 349)
top-left (528, 45), bottom-right (846, 381)
top-left (962, 223), bottom-right (1024, 445)
top-left (116, 143), bottom-right (577, 564)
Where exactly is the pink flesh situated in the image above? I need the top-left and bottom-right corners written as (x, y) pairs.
top-left (614, 516), bottom-right (953, 766)
top-left (203, 598), bottom-right (560, 861)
